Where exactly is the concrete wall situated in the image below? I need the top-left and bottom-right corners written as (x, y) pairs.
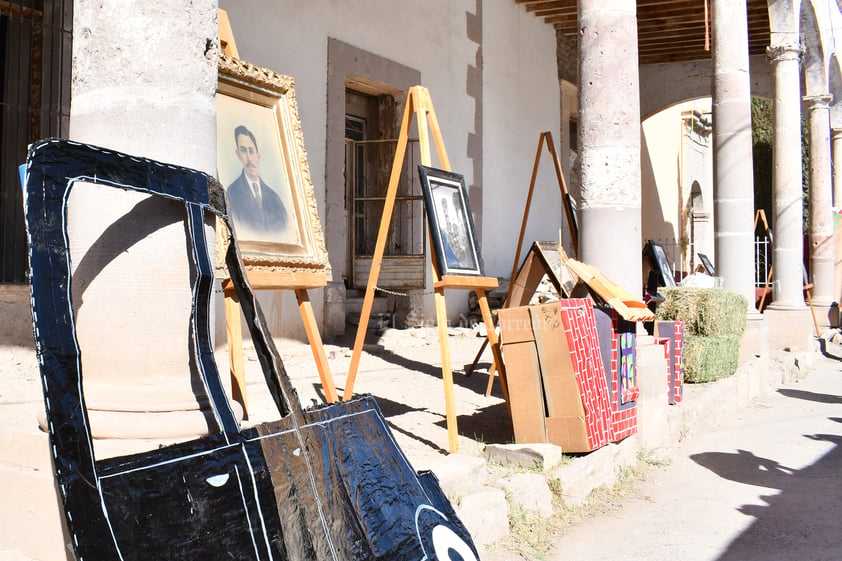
top-left (639, 55), bottom-right (773, 119)
top-left (482, 3), bottom-right (561, 276)
top-left (219, 1), bottom-right (560, 334)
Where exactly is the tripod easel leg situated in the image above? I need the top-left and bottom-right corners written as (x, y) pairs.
top-left (476, 289), bottom-right (509, 406)
top-left (434, 287), bottom-right (459, 453)
top-left (465, 337), bottom-right (489, 377)
top-left (295, 289), bottom-right (339, 403)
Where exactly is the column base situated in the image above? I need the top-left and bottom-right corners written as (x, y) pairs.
top-left (807, 300), bottom-right (839, 328)
top-left (739, 312), bottom-right (769, 364)
top-left (763, 306), bottom-right (818, 352)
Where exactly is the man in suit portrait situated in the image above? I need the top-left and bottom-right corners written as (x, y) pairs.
top-left (226, 124), bottom-right (289, 240)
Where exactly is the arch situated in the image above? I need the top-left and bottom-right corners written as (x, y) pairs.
top-left (639, 56), bottom-right (773, 119)
top-left (800, 0), bottom-right (829, 95)
top-left (690, 180), bottom-right (704, 213)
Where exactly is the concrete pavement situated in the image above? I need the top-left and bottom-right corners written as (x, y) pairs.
top-left (550, 352), bottom-right (842, 561)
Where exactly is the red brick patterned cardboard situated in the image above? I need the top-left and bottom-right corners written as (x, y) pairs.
top-left (557, 299), bottom-right (614, 450)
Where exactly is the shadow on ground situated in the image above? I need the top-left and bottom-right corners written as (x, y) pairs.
top-left (692, 423), bottom-right (842, 560)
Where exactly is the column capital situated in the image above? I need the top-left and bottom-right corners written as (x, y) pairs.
top-left (766, 43), bottom-right (803, 63)
top-left (832, 128), bottom-right (842, 141)
top-left (803, 93), bottom-right (833, 110)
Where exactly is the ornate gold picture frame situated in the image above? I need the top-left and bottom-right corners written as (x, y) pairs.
top-left (216, 53), bottom-right (327, 272)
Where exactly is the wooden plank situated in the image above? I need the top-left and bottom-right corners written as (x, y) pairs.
top-left (353, 256), bottom-right (425, 289)
top-left (434, 275), bottom-right (499, 291)
top-left (223, 270), bottom-right (326, 292)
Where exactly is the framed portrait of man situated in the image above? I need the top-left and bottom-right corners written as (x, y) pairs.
top-left (216, 54), bottom-right (327, 272)
top-left (418, 165), bottom-right (483, 277)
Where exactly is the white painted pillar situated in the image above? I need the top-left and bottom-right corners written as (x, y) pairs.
top-left (833, 128), bottom-right (842, 304)
top-left (833, 128), bottom-right (842, 207)
top-left (804, 94), bottom-right (834, 308)
top-left (577, 0), bottom-right (642, 296)
top-left (766, 44), bottom-right (806, 310)
top-left (69, 1), bottom-right (221, 448)
top-left (711, 0), bottom-right (756, 310)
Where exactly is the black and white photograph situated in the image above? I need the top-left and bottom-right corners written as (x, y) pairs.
top-left (418, 165), bottom-right (483, 276)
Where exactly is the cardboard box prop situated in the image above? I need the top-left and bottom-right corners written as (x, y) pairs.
top-left (498, 300), bottom-right (614, 453)
top-left (23, 139), bottom-right (480, 561)
top-left (654, 320), bottom-right (685, 404)
top-left (593, 307), bottom-right (638, 441)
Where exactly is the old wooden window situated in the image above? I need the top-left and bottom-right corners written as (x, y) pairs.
top-left (344, 88), bottom-right (425, 290)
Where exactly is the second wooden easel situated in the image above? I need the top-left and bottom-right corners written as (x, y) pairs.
top-left (341, 86), bottom-right (506, 453)
top-left (468, 131), bottom-right (578, 394)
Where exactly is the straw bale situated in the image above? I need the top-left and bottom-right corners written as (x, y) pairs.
top-left (656, 287), bottom-right (747, 337)
top-left (682, 334), bottom-right (740, 383)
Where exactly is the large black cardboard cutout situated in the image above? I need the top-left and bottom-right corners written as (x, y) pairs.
top-left (23, 139), bottom-right (479, 561)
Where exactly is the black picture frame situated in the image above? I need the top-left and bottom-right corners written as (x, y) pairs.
top-left (418, 165), bottom-right (484, 276)
top-left (697, 252), bottom-right (715, 275)
top-left (644, 240), bottom-right (676, 287)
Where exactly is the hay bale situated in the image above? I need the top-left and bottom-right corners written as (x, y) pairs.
top-left (656, 287), bottom-right (747, 337)
top-left (682, 334), bottom-right (740, 383)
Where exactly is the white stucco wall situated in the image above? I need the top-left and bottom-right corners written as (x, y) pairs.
top-left (641, 99), bottom-right (714, 276)
top-left (482, 3), bottom-right (562, 277)
top-left (219, 1), bottom-right (560, 334)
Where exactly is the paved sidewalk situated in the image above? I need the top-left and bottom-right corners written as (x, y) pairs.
top-left (549, 353), bottom-right (842, 561)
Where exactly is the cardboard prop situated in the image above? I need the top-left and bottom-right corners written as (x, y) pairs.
top-left (498, 299), bottom-right (617, 453)
top-left (593, 307), bottom-right (638, 441)
top-left (23, 139), bottom-right (479, 561)
top-left (654, 320), bottom-right (685, 404)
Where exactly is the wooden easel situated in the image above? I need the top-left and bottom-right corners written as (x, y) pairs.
top-left (216, 14), bottom-right (337, 415)
top-left (218, 8), bottom-right (239, 58)
top-left (223, 270), bottom-right (339, 418)
top-left (341, 86), bottom-right (506, 453)
top-left (467, 131), bottom-right (577, 393)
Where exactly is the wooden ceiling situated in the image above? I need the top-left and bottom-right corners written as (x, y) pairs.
top-left (516, 0), bottom-right (771, 65)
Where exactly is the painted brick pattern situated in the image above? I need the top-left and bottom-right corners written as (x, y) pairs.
top-left (606, 310), bottom-right (638, 441)
top-left (558, 299), bottom-right (613, 450)
top-left (655, 320), bottom-right (685, 404)
top-left (655, 337), bottom-right (673, 402)
top-left (672, 320), bottom-right (684, 403)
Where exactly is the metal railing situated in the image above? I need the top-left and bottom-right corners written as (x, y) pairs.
top-left (647, 236), bottom-right (773, 287)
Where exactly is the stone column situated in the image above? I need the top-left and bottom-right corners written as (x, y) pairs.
top-left (804, 94), bottom-right (834, 312)
top-left (766, 44), bottom-right (806, 310)
top-left (69, 1), bottom-right (221, 452)
top-left (577, 0), bottom-right (642, 296)
top-left (765, 43), bottom-right (814, 350)
top-left (711, 0), bottom-right (756, 310)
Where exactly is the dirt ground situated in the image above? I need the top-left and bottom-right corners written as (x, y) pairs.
top-left (235, 324), bottom-right (514, 470)
top-left (2, 323), bottom-right (511, 472)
